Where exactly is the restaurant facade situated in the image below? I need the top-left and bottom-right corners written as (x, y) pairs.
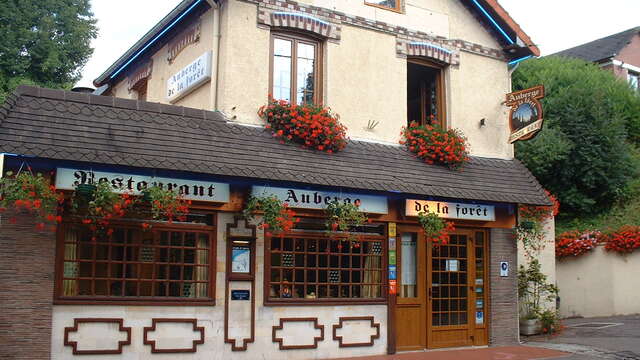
top-left (0, 0), bottom-right (550, 359)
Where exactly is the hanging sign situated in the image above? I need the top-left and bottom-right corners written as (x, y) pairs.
top-left (506, 85), bottom-right (545, 143)
top-left (405, 199), bottom-right (495, 221)
top-left (55, 168), bottom-right (230, 203)
top-left (167, 51), bottom-right (212, 103)
top-left (251, 186), bottom-right (388, 214)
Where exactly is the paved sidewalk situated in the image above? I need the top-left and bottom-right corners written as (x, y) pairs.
top-left (330, 346), bottom-right (569, 360)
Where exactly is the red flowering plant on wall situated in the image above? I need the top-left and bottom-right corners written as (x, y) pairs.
top-left (258, 99), bottom-right (348, 153)
top-left (555, 230), bottom-right (601, 259)
top-left (417, 211), bottom-right (455, 246)
top-left (400, 121), bottom-right (469, 170)
top-left (604, 226), bottom-right (640, 255)
top-left (243, 195), bottom-right (298, 237)
top-left (142, 185), bottom-right (191, 227)
top-left (0, 169), bottom-right (63, 230)
top-left (517, 190), bottom-right (560, 259)
top-left (73, 181), bottom-right (138, 237)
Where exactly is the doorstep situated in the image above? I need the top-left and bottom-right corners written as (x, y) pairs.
top-left (329, 346), bottom-right (569, 360)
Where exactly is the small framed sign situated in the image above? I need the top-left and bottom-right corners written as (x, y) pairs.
top-left (231, 290), bottom-right (250, 300)
top-left (231, 246), bottom-right (251, 273)
top-left (500, 262), bottom-right (509, 277)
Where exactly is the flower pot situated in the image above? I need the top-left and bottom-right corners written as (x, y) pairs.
top-left (519, 318), bottom-right (542, 336)
top-left (75, 184), bottom-right (97, 200)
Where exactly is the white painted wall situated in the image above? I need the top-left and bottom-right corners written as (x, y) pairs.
top-left (557, 245), bottom-right (640, 318)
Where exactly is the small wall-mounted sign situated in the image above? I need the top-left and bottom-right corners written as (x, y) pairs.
top-left (389, 280), bottom-right (397, 295)
top-left (388, 222), bottom-right (397, 237)
top-left (167, 51), bottom-right (212, 103)
top-left (506, 85), bottom-right (545, 143)
top-left (405, 199), bottom-right (495, 221)
top-left (55, 168), bottom-right (230, 203)
top-left (388, 250), bottom-right (397, 265)
top-left (388, 265), bottom-right (397, 280)
top-left (252, 186), bottom-right (388, 214)
top-left (476, 311), bottom-right (484, 325)
top-left (231, 290), bottom-right (250, 301)
top-left (231, 246), bottom-right (251, 274)
top-left (500, 261), bottom-right (509, 277)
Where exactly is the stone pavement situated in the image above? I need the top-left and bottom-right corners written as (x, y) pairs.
top-left (524, 315), bottom-right (640, 360)
top-left (330, 346), bottom-right (568, 360)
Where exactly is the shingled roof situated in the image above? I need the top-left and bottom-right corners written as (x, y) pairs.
top-left (551, 27), bottom-right (640, 63)
top-left (0, 86), bottom-right (550, 206)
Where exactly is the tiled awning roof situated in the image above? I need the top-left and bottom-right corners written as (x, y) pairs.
top-left (0, 86), bottom-right (550, 206)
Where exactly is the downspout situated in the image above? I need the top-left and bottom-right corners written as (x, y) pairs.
top-left (206, 0), bottom-right (221, 110)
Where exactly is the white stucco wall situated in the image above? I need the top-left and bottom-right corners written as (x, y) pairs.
top-left (557, 246), bottom-right (640, 318)
top-left (51, 212), bottom-right (387, 359)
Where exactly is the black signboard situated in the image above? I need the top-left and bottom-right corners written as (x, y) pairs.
top-left (231, 290), bottom-right (251, 301)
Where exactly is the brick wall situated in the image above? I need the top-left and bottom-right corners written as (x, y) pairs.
top-left (489, 228), bottom-right (519, 346)
top-left (0, 211), bottom-right (56, 359)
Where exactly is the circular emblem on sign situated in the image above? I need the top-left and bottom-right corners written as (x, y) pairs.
top-left (505, 85), bottom-right (545, 143)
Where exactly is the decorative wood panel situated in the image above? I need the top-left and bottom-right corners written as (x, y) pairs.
top-left (143, 318), bottom-right (205, 353)
top-left (64, 318), bottom-right (131, 355)
top-left (332, 316), bottom-right (380, 347)
top-left (272, 318), bottom-right (324, 350)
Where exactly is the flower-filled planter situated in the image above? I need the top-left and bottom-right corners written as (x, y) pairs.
top-left (73, 181), bottom-right (137, 236)
top-left (400, 121), bottom-right (469, 170)
top-left (258, 99), bottom-right (348, 153)
top-left (604, 226), bottom-right (640, 255)
top-left (142, 185), bottom-right (191, 224)
top-left (0, 170), bottom-right (62, 230)
top-left (417, 211), bottom-right (455, 246)
top-left (555, 230), bottom-right (601, 259)
top-left (325, 200), bottom-right (369, 248)
top-left (243, 195), bottom-right (297, 236)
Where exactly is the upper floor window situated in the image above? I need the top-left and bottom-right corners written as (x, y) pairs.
top-left (365, 0), bottom-right (401, 12)
top-left (407, 60), bottom-right (445, 127)
top-left (270, 32), bottom-right (322, 105)
top-left (628, 71), bottom-right (639, 92)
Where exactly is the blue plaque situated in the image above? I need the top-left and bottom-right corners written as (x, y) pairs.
top-left (388, 265), bottom-right (397, 280)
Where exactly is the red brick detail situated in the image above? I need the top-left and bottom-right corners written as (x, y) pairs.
top-left (0, 210), bottom-right (57, 359)
top-left (489, 228), bottom-right (519, 346)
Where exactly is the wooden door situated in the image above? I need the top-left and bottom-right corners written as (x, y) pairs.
top-left (427, 230), bottom-right (488, 348)
top-left (395, 226), bottom-right (426, 351)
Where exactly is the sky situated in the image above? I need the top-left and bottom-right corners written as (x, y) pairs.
top-left (76, 0), bottom-right (640, 88)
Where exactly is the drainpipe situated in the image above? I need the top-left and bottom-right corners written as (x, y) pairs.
top-left (206, 0), bottom-right (221, 111)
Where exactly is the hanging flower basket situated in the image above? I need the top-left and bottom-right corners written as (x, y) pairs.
top-left (258, 99), bottom-right (348, 153)
top-left (518, 190), bottom-right (560, 258)
top-left (73, 181), bottom-right (137, 236)
top-left (0, 170), bottom-right (63, 230)
top-left (142, 185), bottom-right (191, 224)
top-left (400, 121), bottom-right (469, 170)
top-left (324, 200), bottom-right (369, 247)
top-left (243, 195), bottom-right (297, 236)
top-left (417, 211), bottom-right (455, 246)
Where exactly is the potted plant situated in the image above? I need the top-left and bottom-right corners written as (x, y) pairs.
top-left (325, 200), bottom-right (368, 247)
top-left (258, 99), bottom-right (348, 153)
top-left (417, 211), bottom-right (455, 246)
top-left (73, 181), bottom-right (137, 236)
top-left (517, 259), bottom-right (558, 335)
top-left (399, 121), bottom-right (470, 170)
top-left (0, 170), bottom-right (62, 230)
top-left (243, 195), bottom-right (297, 236)
top-left (142, 185), bottom-right (191, 223)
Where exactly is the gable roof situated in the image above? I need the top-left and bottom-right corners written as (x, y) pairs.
top-left (0, 86), bottom-right (550, 206)
top-left (551, 27), bottom-right (640, 63)
top-left (94, 0), bottom-right (539, 87)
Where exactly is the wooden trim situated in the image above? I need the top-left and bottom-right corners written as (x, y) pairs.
top-left (143, 318), bottom-right (204, 353)
top-left (364, 1), bottom-right (403, 13)
top-left (269, 31), bottom-right (324, 105)
top-left (64, 318), bottom-right (131, 355)
top-left (272, 318), bottom-right (325, 350)
top-left (224, 219), bottom-right (257, 351)
top-left (333, 316), bottom-right (380, 347)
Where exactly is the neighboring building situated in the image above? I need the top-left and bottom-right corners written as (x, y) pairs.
top-left (0, 1), bottom-right (551, 359)
top-left (552, 26), bottom-right (640, 91)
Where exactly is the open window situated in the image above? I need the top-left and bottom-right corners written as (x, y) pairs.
top-left (407, 60), bottom-right (445, 127)
top-left (270, 32), bottom-right (322, 105)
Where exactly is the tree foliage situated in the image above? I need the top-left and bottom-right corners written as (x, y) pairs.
top-left (513, 57), bottom-right (640, 217)
top-left (0, 0), bottom-right (97, 102)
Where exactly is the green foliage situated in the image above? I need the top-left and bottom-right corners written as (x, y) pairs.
top-left (243, 196), bottom-right (296, 232)
top-left (143, 186), bottom-right (190, 222)
top-left (539, 309), bottom-right (561, 334)
top-left (518, 259), bottom-right (558, 320)
top-left (513, 57), bottom-right (640, 217)
top-left (325, 200), bottom-right (367, 232)
top-left (0, 0), bottom-right (98, 102)
top-left (0, 170), bottom-right (59, 220)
